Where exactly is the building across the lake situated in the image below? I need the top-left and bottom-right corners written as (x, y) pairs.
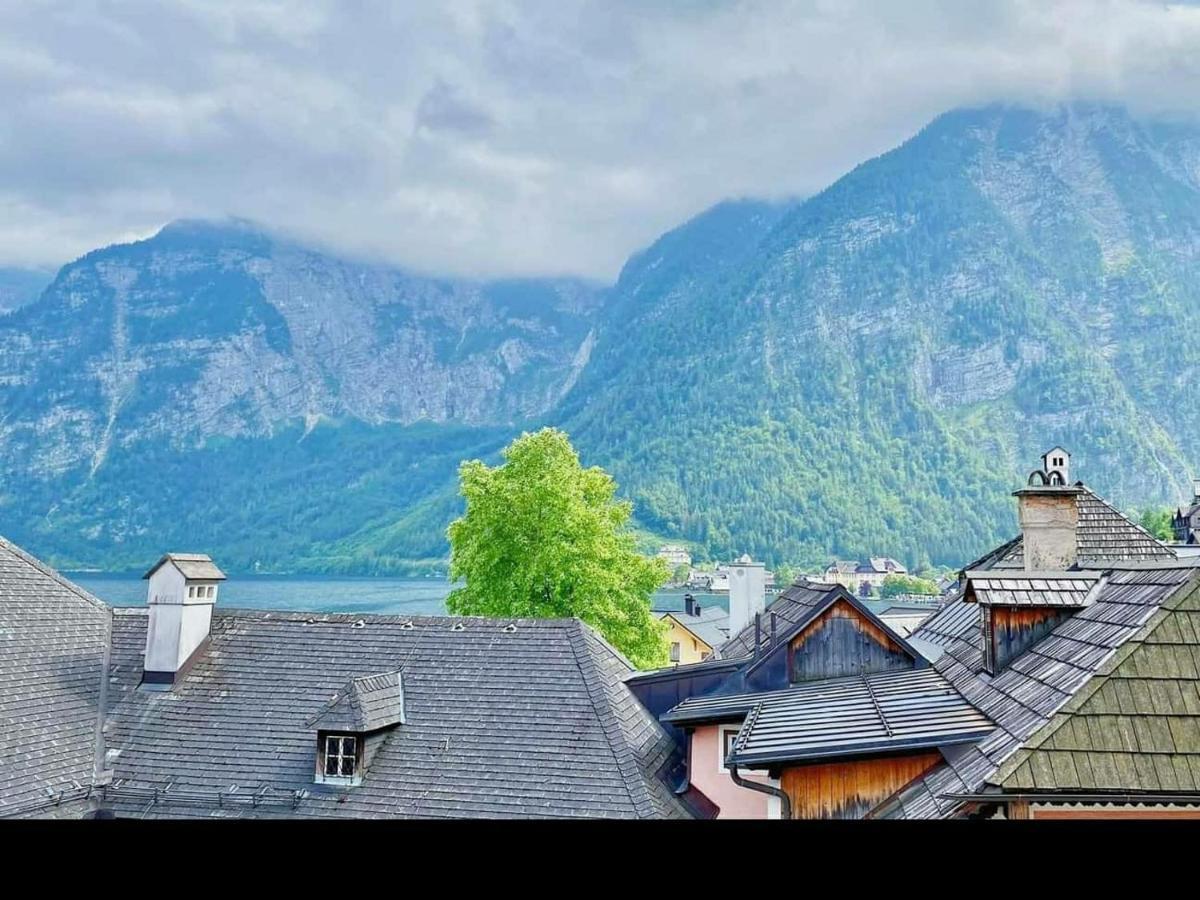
top-left (657, 545), bottom-right (693, 571)
top-left (1174, 479), bottom-right (1200, 546)
top-left (820, 557), bottom-right (908, 596)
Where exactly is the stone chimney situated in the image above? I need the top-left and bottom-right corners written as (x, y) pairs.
top-left (728, 554), bottom-right (766, 635)
top-left (141, 553), bottom-right (226, 689)
top-left (1015, 452), bottom-right (1083, 571)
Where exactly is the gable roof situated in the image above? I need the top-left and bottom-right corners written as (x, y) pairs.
top-left (990, 574), bottom-right (1200, 795)
top-left (307, 671), bottom-right (406, 733)
top-left (102, 609), bottom-right (692, 819)
top-left (872, 564), bottom-right (1200, 818)
top-left (964, 486), bottom-right (1175, 572)
top-left (142, 553), bottom-right (227, 581)
top-left (727, 668), bottom-right (994, 768)
top-left (658, 606), bottom-right (730, 650)
top-left (0, 535), bottom-right (111, 818)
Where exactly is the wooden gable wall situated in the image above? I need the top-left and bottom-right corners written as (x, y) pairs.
top-left (781, 751), bottom-right (943, 819)
top-left (787, 599), bottom-right (915, 682)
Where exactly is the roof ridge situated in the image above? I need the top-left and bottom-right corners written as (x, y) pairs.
top-left (566, 620), bottom-right (660, 819)
top-left (0, 533), bottom-right (111, 613)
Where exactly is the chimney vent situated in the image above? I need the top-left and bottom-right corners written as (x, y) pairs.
top-left (1015, 451), bottom-right (1083, 571)
top-left (684, 593), bottom-right (696, 617)
top-left (141, 553), bottom-right (226, 689)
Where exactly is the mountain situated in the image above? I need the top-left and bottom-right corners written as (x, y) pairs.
top-left (0, 267), bottom-right (54, 312)
top-left (3, 103), bottom-right (1200, 573)
top-left (559, 103), bottom-right (1200, 568)
top-left (0, 219), bottom-right (603, 572)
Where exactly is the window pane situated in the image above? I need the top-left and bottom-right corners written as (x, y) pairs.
top-left (340, 756), bottom-right (355, 776)
top-left (325, 755), bottom-right (339, 775)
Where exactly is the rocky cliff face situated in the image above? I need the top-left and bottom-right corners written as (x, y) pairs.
top-left (0, 220), bottom-right (603, 480)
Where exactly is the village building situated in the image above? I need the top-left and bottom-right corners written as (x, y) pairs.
top-left (1174, 479), bottom-right (1200, 546)
top-left (657, 545), bottom-right (693, 571)
top-left (821, 557), bottom-right (907, 596)
top-left (656, 593), bottom-right (730, 664)
top-left (629, 449), bottom-right (1200, 819)
top-left (1, 547), bottom-right (714, 820)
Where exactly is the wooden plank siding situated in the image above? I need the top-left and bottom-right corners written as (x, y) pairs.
top-left (781, 751), bottom-right (943, 819)
top-left (990, 606), bottom-right (1074, 672)
top-left (789, 600), bottom-right (913, 682)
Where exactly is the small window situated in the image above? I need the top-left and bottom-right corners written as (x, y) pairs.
top-left (669, 642), bottom-right (681, 662)
top-left (206, 585), bottom-right (214, 598)
top-left (187, 585), bottom-right (196, 599)
top-left (718, 725), bottom-right (741, 773)
top-left (324, 735), bottom-right (358, 778)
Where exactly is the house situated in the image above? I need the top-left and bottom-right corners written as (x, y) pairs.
top-left (656, 593), bottom-right (730, 664)
top-left (630, 449), bottom-right (1200, 819)
top-left (2, 545), bottom-right (714, 819)
top-left (821, 557), bottom-right (907, 596)
top-left (1174, 479), bottom-right (1200, 545)
top-left (657, 545), bottom-right (693, 571)
top-left (876, 598), bottom-right (940, 638)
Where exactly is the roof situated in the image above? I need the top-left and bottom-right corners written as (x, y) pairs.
top-left (726, 668), bottom-right (993, 767)
top-left (0, 535), bottom-right (111, 818)
top-left (965, 573), bottom-right (1101, 607)
top-left (990, 573), bottom-right (1200, 795)
top-left (658, 605), bottom-right (730, 650)
top-left (873, 564), bottom-right (1200, 818)
top-left (718, 579), bottom-right (840, 659)
top-left (142, 552), bottom-right (227, 581)
top-left (103, 609), bottom-right (692, 819)
top-left (307, 671), bottom-right (406, 733)
top-left (964, 486), bottom-right (1176, 572)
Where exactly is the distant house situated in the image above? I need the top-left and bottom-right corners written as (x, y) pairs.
top-left (656, 594), bottom-right (730, 664)
top-left (1174, 479), bottom-right (1200, 545)
top-left (657, 545), bottom-right (693, 570)
top-left (2, 543), bottom-right (712, 820)
top-left (820, 557), bottom-right (907, 596)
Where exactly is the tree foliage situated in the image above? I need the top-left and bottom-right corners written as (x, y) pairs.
top-left (879, 574), bottom-right (940, 599)
top-left (1138, 507), bottom-right (1176, 542)
top-left (446, 427), bottom-right (669, 668)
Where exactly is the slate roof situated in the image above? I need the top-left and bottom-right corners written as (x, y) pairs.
top-left (307, 671), bottom-right (406, 733)
top-left (991, 575), bottom-right (1200, 795)
top-left (142, 552), bottom-right (226, 581)
top-left (102, 609), bottom-right (692, 819)
top-left (0, 535), bottom-right (110, 818)
top-left (966, 573), bottom-right (1101, 607)
top-left (726, 668), bottom-right (993, 767)
top-left (872, 564), bottom-right (1200, 818)
top-left (965, 486), bottom-right (1176, 571)
top-left (658, 605), bottom-right (730, 650)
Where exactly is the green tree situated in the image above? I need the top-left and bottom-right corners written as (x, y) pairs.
top-left (446, 427), bottom-right (669, 668)
top-left (671, 563), bottom-right (691, 584)
top-left (1138, 507), bottom-right (1175, 542)
top-left (879, 573), bottom-right (940, 599)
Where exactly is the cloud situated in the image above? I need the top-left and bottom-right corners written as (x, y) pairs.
top-left (1, 0), bottom-right (1200, 278)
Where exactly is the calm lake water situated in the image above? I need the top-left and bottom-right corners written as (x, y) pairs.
top-left (67, 572), bottom-right (728, 617)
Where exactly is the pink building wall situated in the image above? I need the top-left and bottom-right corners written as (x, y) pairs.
top-left (689, 724), bottom-right (773, 819)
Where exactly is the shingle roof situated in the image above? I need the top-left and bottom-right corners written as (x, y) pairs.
top-left (991, 575), bottom-right (1200, 794)
top-left (102, 609), bottom-right (691, 819)
top-left (873, 564), bottom-right (1200, 818)
top-left (142, 553), bottom-right (227, 581)
top-left (727, 668), bottom-right (993, 767)
top-left (0, 535), bottom-right (110, 818)
top-left (967, 487), bottom-right (1176, 571)
top-left (966, 573), bottom-right (1101, 607)
top-left (718, 579), bottom-right (840, 659)
top-left (307, 671), bottom-right (406, 733)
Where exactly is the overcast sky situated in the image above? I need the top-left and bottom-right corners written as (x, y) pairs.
top-left (3, 1), bottom-right (1200, 280)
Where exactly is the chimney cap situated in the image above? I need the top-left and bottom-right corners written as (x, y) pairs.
top-left (142, 552), bottom-right (227, 582)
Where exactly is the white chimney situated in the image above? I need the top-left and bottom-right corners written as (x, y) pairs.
top-left (1017, 451), bottom-right (1082, 571)
top-left (1193, 478), bottom-right (1200, 504)
top-left (141, 553), bottom-right (226, 689)
top-left (728, 554), bottom-right (766, 635)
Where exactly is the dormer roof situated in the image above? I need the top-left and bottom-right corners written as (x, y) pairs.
top-left (142, 553), bottom-right (227, 582)
top-left (307, 671), bottom-right (406, 733)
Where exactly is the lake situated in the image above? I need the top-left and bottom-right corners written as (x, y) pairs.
top-left (67, 572), bottom-right (728, 616)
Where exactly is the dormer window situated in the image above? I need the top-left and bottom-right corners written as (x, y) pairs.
top-left (317, 733), bottom-right (362, 785)
top-left (307, 670), bottom-right (406, 788)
